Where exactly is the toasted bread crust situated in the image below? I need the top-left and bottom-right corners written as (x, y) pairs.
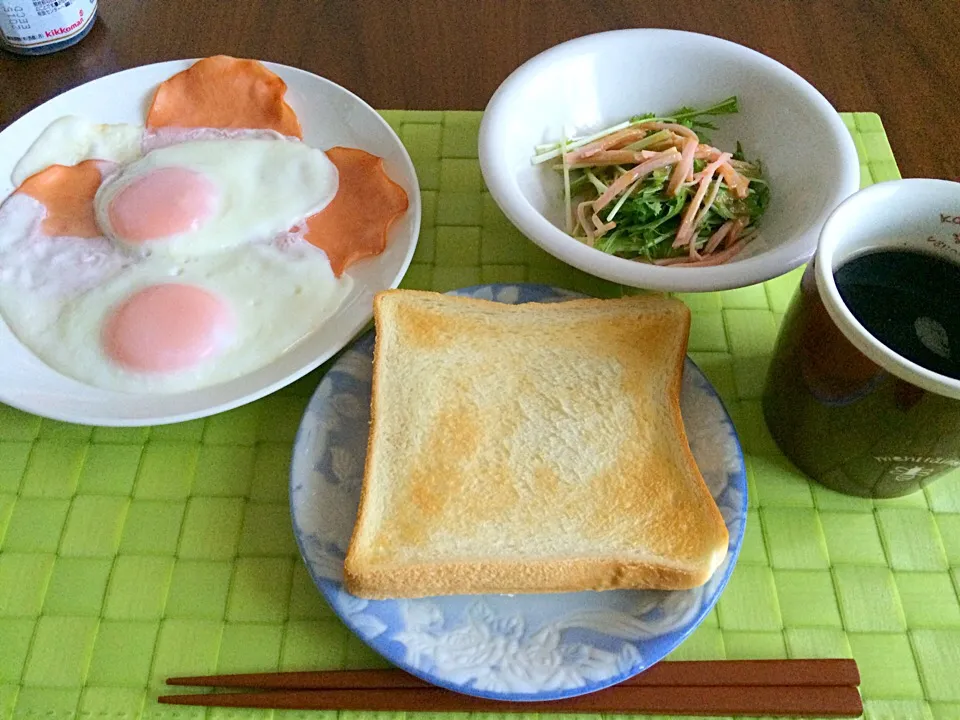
top-left (344, 556), bottom-right (717, 599)
top-left (344, 290), bottom-right (728, 599)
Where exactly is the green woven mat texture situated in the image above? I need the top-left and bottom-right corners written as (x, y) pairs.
top-left (0, 111), bottom-right (957, 720)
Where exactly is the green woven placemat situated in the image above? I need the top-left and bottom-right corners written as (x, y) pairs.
top-left (0, 111), bottom-right (957, 720)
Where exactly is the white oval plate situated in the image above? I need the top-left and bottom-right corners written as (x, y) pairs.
top-left (0, 60), bottom-right (420, 426)
top-left (290, 283), bottom-right (747, 701)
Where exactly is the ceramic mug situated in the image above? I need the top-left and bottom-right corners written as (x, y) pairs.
top-left (763, 179), bottom-right (960, 498)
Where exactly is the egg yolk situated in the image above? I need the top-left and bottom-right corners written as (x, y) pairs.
top-left (108, 167), bottom-right (218, 244)
top-left (102, 283), bottom-right (234, 373)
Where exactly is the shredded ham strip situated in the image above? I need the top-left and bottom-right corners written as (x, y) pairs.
top-left (693, 153), bottom-right (732, 185)
top-left (642, 138), bottom-right (682, 153)
top-left (672, 152), bottom-right (731, 248)
top-left (592, 212), bottom-right (614, 234)
top-left (551, 115), bottom-right (761, 267)
top-left (718, 162), bottom-right (750, 198)
top-left (726, 217), bottom-right (745, 248)
top-left (593, 222), bottom-right (616, 239)
top-left (693, 175), bottom-right (725, 229)
top-left (577, 201), bottom-right (596, 242)
top-left (565, 149), bottom-right (659, 168)
top-left (694, 146), bottom-right (752, 197)
top-left (695, 146), bottom-right (756, 170)
top-left (655, 239), bottom-right (746, 266)
top-left (736, 226), bottom-right (758, 247)
top-left (593, 148), bottom-right (681, 212)
top-left (704, 219), bottom-right (736, 254)
top-left (667, 136), bottom-right (699, 196)
top-left (645, 122), bottom-right (698, 140)
top-left (564, 127), bottom-right (648, 163)
top-left (695, 145), bottom-right (723, 161)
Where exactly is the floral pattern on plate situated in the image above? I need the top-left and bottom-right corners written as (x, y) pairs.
top-left (290, 283), bottom-right (747, 701)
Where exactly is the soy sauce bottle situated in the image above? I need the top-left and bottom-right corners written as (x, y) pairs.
top-left (0, 0), bottom-right (96, 55)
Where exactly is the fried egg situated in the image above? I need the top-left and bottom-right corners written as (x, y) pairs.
top-left (95, 138), bottom-right (338, 257)
top-left (0, 135), bottom-right (350, 393)
top-left (11, 115), bottom-right (143, 185)
top-left (45, 242), bottom-right (349, 393)
top-left (0, 191), bottom-right (351, 393)
top-left (0, 56), bottom-right (407, 397)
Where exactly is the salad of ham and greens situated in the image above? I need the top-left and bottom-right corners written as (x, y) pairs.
top-left (531, 97), bottom-right (769, 267)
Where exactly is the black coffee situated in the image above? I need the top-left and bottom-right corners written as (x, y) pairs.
top-left (834, 250), bottom-right (960, 380)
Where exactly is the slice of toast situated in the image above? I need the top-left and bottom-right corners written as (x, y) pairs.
top-left (344, 290), bottom-right (729, 599)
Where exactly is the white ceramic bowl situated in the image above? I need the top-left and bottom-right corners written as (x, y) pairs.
top-left (0, 60), bottom-right (420, 426)
top-left (479, 29), bottom-right (860, 292)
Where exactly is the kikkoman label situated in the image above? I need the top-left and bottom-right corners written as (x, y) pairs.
top-left (0, 0), bottom-right (96, 49)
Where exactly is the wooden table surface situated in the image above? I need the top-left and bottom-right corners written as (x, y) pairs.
top-left (1, 0), bottom-right (957, 179)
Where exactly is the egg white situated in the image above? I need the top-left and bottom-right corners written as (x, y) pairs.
top-left (0, 174), bottom-right (351, 394)
top-left (11, 116), bottom-right (143, 185)
top-left (3, 237), bottom-right (351, 394)
top-left (1, 129), bottom-right (354, 395)
top-left (0, 193), bottom-right (133, 323)
top-left (94, 138), bottom-right (339, 257)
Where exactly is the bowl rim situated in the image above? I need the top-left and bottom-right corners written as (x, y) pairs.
top-left (478, 28), bottom-right (861, 292)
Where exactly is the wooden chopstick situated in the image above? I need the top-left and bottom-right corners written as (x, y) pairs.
top-left (167, 658), bottom-right (860, 689)
top-left (158, 684), bottom-right (864, 716)
top-left (161, 660), bottom-right (863, 717)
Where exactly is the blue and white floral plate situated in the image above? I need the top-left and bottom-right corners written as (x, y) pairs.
top-left (290, 283), bottom-right (747, 701)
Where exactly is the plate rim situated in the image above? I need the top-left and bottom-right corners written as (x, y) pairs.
top-left (289, 282), bottom-right (748, 701)
top-left (0, 57), bottom-right (421, 426)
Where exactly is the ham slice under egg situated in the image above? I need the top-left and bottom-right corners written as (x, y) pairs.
top-left (304, 147), bottom-right (408, 276)
top-left (143, 56), bottom-right (408, 278)
top-left (15, 160), bottom-right (109, 239)
top-left (0, 55), bottom-right (408, 392)
top-left (146, 55), bottom-right (303, 139)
